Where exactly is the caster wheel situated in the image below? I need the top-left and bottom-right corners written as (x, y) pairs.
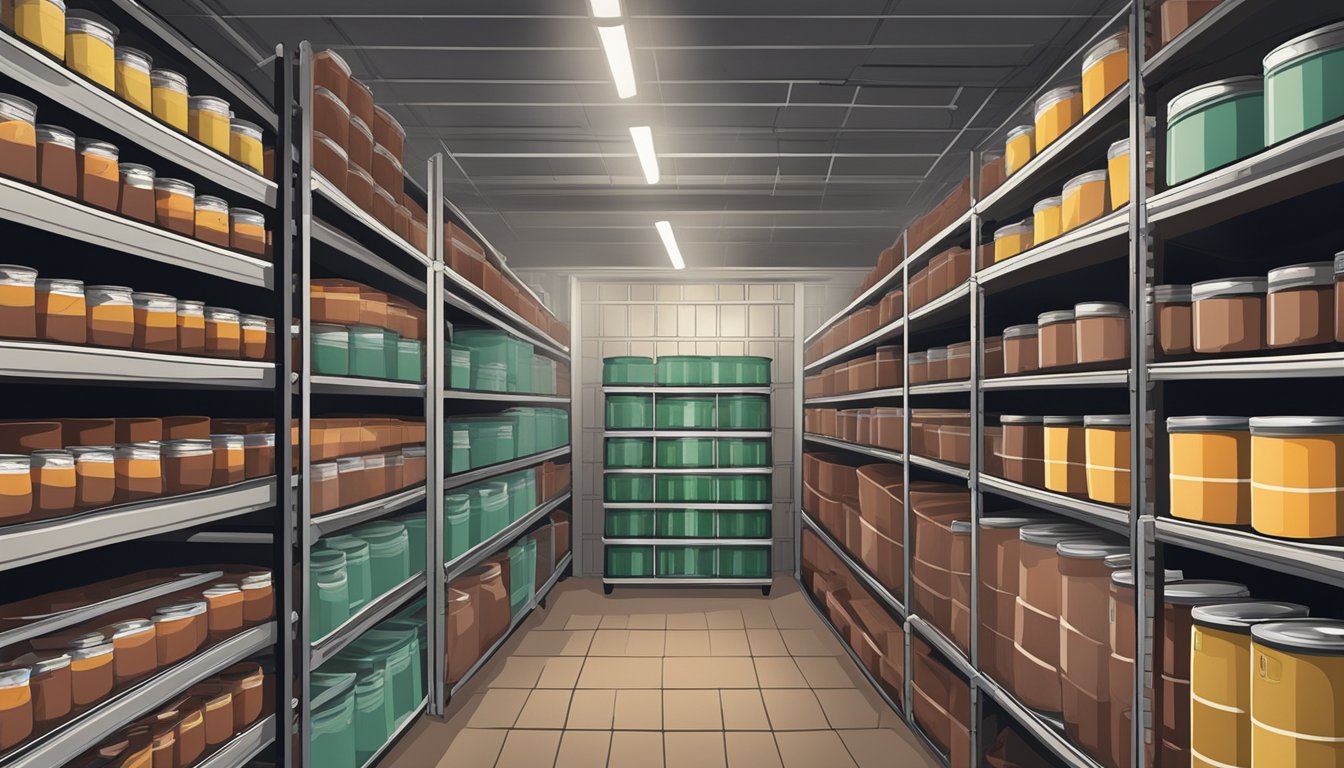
top-left (603, 584), bottom-right (614, 595)
top-left (761, 586), bottom-right (772, 596)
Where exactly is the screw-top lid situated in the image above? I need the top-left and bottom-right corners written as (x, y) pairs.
top-left (1169, 77), bottom-right (1263, 123)
top-left (115, 46), bottom-right (151, 70)
top-left (1267, 261), bottom-right (1334, 292)
top-left (230, 119), bottom-right (263, 139)
top-left (1035, 85), bottom-right (1080, 117)
top-left (35, 124), bottom-right (75, 147)
top-left (66, 10), bottom-right (118, 44)
top-left (1020, 522), bottom-right (1095, 546)
top-left (1192, 601), bottom-right (1309, 634)
top-left (1057, 538), bottom-right (1128, 559)
top-left (1166, 415), bottom-right (1250, 433)
top-left (1074, 301), bottom-right (1126, 319)
top-left (77, 139), bottom-right (118, 159)
top-left (1003, 323), bottom-right (1039, 339)
top-left (1252, 619), bottom-right (1344, 655)
top-left (1108, 137), bottom-right (1130, 160)
top-left (1038, 310), bottom-right (1074, 326)
top-left (999, 414), bottom-right (1044, 425)
top-left (1105, 553), bottom-right (1131, 569)
top-left (0, 93), bottom-right (36, 123)
top-left (1043, 416), bottom-right (1084, 426)
top-left (1082, 29), bottom-right (1128, 71)
top-left (188, 95), bottom-right (230, 115)
top-left (995, 220), bottom-right (1033, 238)
top-left (151, 69), bottom-right (187, 90)
top-left (154, 177), bottom-right (196, 196)
top-left (1152, 284), bottom-right (1192, 303)
top-left (1033, 196), bottom-right (1062, 213)
top-left (1064, 169), bottom-right (1109, 191)
top-left (1111, 568), bottom-right (1183, 587)
top-left (926, 347), bottom-right (947, 361)
top-left (1084, 414), bottom-right (1130, 427)
top-left (1164, 580), bottom-right (1250, 605)
top-left (1007, 124), bottom-right (1034, 141)
top-left (1249, 416), bottom-right (1344, 436)
top-left (1263, 19), bottom-right (1344, 75)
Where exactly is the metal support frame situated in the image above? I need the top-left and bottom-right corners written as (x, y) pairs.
top-left (966, 149), bottom-right (984, 767)
top-left (294, 41), bottom-right (315, 768)
top-left (426, 154), bottom-right (448, 718)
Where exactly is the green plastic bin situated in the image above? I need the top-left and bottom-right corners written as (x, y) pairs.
top-left (448, 344), bottom-right (471, 389)
top-left (380, 620), bottom-right (426, 709)
top-left (719, 510), bottom-right (771, 539)
top-left (1166, 76), bottom-right (1265, 186)
top-left (657, 545), bottom-right (716, 577)
top-left (1265, 21), bottom-right (1344, 145)
top-left (448, 416), bottom-right (515, 468)
top-left (606, 545), bottom-right (654, 577)
top-left (445, 493), bottom-right (471, 562)
top-left (718, 438), bottom-right (770, 468)
top-left (603, 356), bottom-right (655, 385)
top-left (348, 326), bottom-right (391, 379)
top-left (606, 473), bottom-right (653, 502)
top-left (719, 395), bottom-right (770, 430)
top-left (395, 340), bottom-right (423, 383)
top-left (605, 509), bottom-right (655, 538)
top-left (656, 474), bottom-right (716, 503)
top-left (446, 425), bottom-right (470, 475)
top-left (474, 361), bottom-right (507, 392)
top-left (343, 662), bottom-right (392, 764)
top-left (395, 512), bottom-right (426, 574)
top-left (508, 538), bottom-right (537, 615)
top-left (717, 474), bottom-right (771, 503)
top-left (310, 672), bottom-right (357, 768)
top-left (655, 396), bottom-right (716, 430)
top-left (710, 356), bottom-right (771, 385)
top-left (469, 481), bottom-right (511, 545)
top-left (505, 408), bottom-right (538, 458)
top-left (351, 520), bottom-right (411, 597)
top-left (321, 536), bottom-right (371, 612)
top-left (506, 470), bottom-right (537, 522)
top-left (606, 394), bottom-right (653, 429)
top-left (657, 509), bottom-right (714, 538)
top-left (312, 324), bottom-right (350, 376)
top-left (310, 547), bottom-right (350, 641)
top-left (606, 437), bottom-right (654, 468)
top-left (718, 546), bottom-right (770, 578)
top-left (532, 355), bottom-right (557, 395)
top-left (655, 437), bottom-right (715, 468)
top-left (656, 355), bottom-right (710, 386)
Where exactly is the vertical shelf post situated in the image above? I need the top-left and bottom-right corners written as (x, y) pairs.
top-left (427, 153), bottom-right (448, 718)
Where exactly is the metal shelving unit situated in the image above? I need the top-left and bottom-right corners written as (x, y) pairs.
top-left (908, 454), bottom-right (971, 481)
top-left (975, 208), bottom-right (1130, 293)
top-left (309, 485), bottom-right (429, 539)
top-left (800, 511), bottom-right (905, 618)
top-left (0, 340), bottom-right (276, 389)
top-left (1148, 351), bottom-right (1344, 380)
top-left (979, 475), bottom-right (1130, 535)
top-left (443, 446), bottom-right (572, 491)
top-left (445, 491), bottom-right (573, 582)
top-left (908, 380), bottom-right (972, 395)
top-left (981, 369), bottom-right (1129, 390)
top-left (907, 281), bottom-right (971, 326)
top-left (803, 434), bottom-right (905, 463)
top-left (802, 317), bottom-right (904, 372)
top-left (311, 573), bottom-right (429, 667)
top-left (803, 387), bottom-right (904, 405)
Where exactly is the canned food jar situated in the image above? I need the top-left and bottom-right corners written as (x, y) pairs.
top-left (1107, 138), bottom-right (1131, 208)
top-left (228, 119), bottom-right (264, 173)
top-left (70, 445), bottom-right (113, 508)
top-left (1035, 85), bottom-right (1082, 150)
top-left (1043, 416), bottom-right (1087, 495)
top-left (0, 263), bottom-right (37, 339)
top-left (76, 138), bottom-right (118, 211)
top-left (1002, 324), bottom-right (1039, 375)
top-left (994, 220), bottom-right (1033, 263)
top-left (1264, 20), bottom-right (1344, 145)
top-left (154, 177), bottom-right (195, 235)
top-left (113, 46), bottom-right (151, 111)
top-left (1166, 77), bottom-right (1265, 186)
top-left (1251, 620), bottom-right (1344, 766)
top-left (1074, 301), bottom-right (1128, 365)
top-left (194, 194), bottom-right (229, 247)
top-left (1081, 30), bottom-right (1128, 113)
top-left (1005, 125), bottom-right (1034, 176)
top-left (999, 415), bottom-right (1044, 487)
top-left (64, 11), bottom-right (117, 90)
top-left (210, 433), bottom-right (244, 486)
top-left (1167, 416), bottom-right (1251, 526)
top-left (86, 284), bottom-right (133, 347)
top-left (13, 0), bottom-right (65, 59)
top-left (1014, 522), bottom-right (1096, 713)
top-left (29, 448), bottom-right (73, 515)
top-left (16, 650), bottom-right (69, 726)
top-left (1189, 602), bottom-right (1310, 768)
top-left (1037, 310), bottom-right (1076, 370)
top-left (131, 291), bottom-right (177, 352)
top-left (1250, 416), bottom-right (1344, 538)
top-left (1267, 261), bottom-right (1334, 348)
top-left (229, 207), bottom-right (267, 256)
top-left (1084, 415), bottom-right (1131, 505)
top-left (1057, 537), bottom-right (1130, 758)
top-left (1033, 196), bottom-right (1063, 244)
top-left (240, 314), bottom-right (268, 360)
top-left (117, 162), bottom-right (154, 223)
top-left (1061, 169), bottom-right (1109, 232)
top-left (1192, 277), bottom-right (1266, 353)
top-left (35, 123), bottom-right (76, 197)
top-left (348, 113), bottom-right (373, 173)
top-left (204, 306), bottom-right (240, 358)
top-left (188, 95), bottom-right (230, 154)
top-left (0, 93), bottom-right (37, 183)
top-left (114, 441), bottom-right (161, 502)
top-left (242, 433), bottom-right (274, 478)
top-left (1153, 284), bottom-right (1193, 355)
top-left (176, 299), bottom-right (205, 353)
top-left (0, 453), bottom-right (33, 521)
top-left (150, 69), bottom-right (188, 131)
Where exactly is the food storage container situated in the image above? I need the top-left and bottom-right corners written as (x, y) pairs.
top-left (160, 438), bottom-right (211, 495)
top-left (656, 396), bottom-right (715, 430)
top-left (1002, 324), bottom-right (1040, 375)
top-left (111, 45), bottom-right (153, 113)
top-left (718, 437), bottom-right (769, 468)
top-left (1192, 277), bottom-right (1266, 353)
top-left (719, 394), bottom-right (769, 429)
top-left (711, 355), bottom-right (771, 385)
top-left (1264, 21), bottom-right (1344, 145)
top-left (70, 445), bottom-right (113, 508)
top-left (1107, 137), bottom-right (1131, 208)
top-left (719, 546), bottom-right (769, 578)
top-left (352, 520), bottom-right (411, 595)
top-left (1166, 77), bottom-right (1265, 186)
top-left (16, 651), bottom-right (69, 727)
top-left (1267, 261), bottom-right (1333, 348)
top-left (76, 138), bottom-right (118, 210)
top-left (1081, 30), bottom-right (1128, 112)
top-left (35, 123), bottom-right (75, 197)
top-left (0, 93), bottom-right (36, 183)
top-left (926, 347), bottom-right (948, 382)
top-left (239, 313), bottom-right (267, 360)
top-left (658, 474), bottom-right (717, 503)
top-left (194, 194), bottom-right (229, 247)
top-left (603, 355), bottom-right (655, 385)
top-left (1043, 416), bottom-right (1088, 495)
top-left (606, 437), bottom-right (653, 469)
top-left (372, 143), bottom-right (401, 194)
top-left (946, 341), bottom-right (971, 380)
top-left (1167, 415), bottom-right (1251, 525)
top-left (12, 0), bottom-right (65, 59)
top-left (65, 11), bottom-right (116, 90)
top-left (656, 355), bottom-right (711, 385)
top-left (150, 69), bottom-right (188, 131)
top-left (348, 114), bottom-right (373, 172)
top-left (1153, 284), bottom-right (1193, 355)
top-left (226, 118), bottom-right (265, 174)
top-left (1037, 310), bottom-right (1076, 369)
top-left (1075, 301), bottom-right (1128, 365)
top-left (657, 508), bottom-right (714, 539)
top-left (188, 95), bottom-right (230, 154)
top-left (1033, 196), bottom-right (1063, 243)
top-left (720, 509), bottom-right (770, 538)
top-left (606, 545), bottom-right (654, 577)
top-left (994, 220), bottom-right (1033, 263)
top-left (1062, 169), bottom-right (1109, 232)
top-left (204, 306), bottom-right (240, 358)
top-left (66, 633), bottom-right (113, 707)
top-left (657, 545), bottom-right (715, 578)
top-left (605, 473), bottom-right (653, 502)
top-left (345, 165), bottom-right (375, 211)
top-left (86, 284), bottom-right (133, 347)
top-left (227, 207), bottom-right (267, 256)
top-left (1005, 125), bottom-right (1034, 176)
top-left (0, 263), bottom-right (38, 341)
top-left (653, 437), bottom-right (712, 469)
top-left (906, 351), bottom-right (928, 386)
top-left (605, 393), bottom-right (652, 430)
top-left (1014, 522), bottom-right (1095, 713)
top-left (154, 177), bottom-right (195, 235)
top-left (1000, 415), bottom-right (1044, 486)
top-left (980, 149), bottom-right (1007, 195)
top-left (1035, 85), bottom-right (1082, 150)
top-left (1085, 415), bottom-right (1131, 505)
top-left (27, 448), bottom-right (72, 515)
top-left (1159, 0), bottom-right (1221, 46)
top-left (114, 162), bottom-right (154, 223)
top-left (209, 433), bottom-right (243, 486)
top-left (1249, 416), bottom-right (1344, 538)
top-left (131, 291), bottom-right (176, 352)
top-left (1058, 538), bottom-right (1130, 757)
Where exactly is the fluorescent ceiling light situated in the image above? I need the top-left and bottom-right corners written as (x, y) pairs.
top-left (655, 221), bottom-right (685, 270)
top-left (590, 0), bottom-right (621, 18)
top-left (597, 24), bottom-right (636, 99)
top-left (629, 126), bottom-right (659, 184)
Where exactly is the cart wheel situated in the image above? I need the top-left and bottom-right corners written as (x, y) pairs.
top-left (761, 586), bottom-right (772, 597)
top-left (603, 584), bottom-right (614, 595)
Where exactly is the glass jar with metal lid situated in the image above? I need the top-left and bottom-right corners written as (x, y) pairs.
top-left (12, 0), bottom-right (66, 60)
top-left (1002, 323), bottom-right (1040, 375)
top-left (0, 263), bottom-right (37, 341)
top-left (1005, 124), bottom-right (1035, 175)
top-left (13, 650), bottom-right (70, 726)
top-left (150, 68), bottom-right (188, 130)
top-left (1084, 415), bottom-right (1131, 505)
top-left (1153, 284), bottom-right (1193, 355)
top-left (1074, 301), bottom-right (1128, 364)
top-left (1166, 76), bottom-right (1265, 185)
top-left (35, 276), bottom-right (83, 344)
top-left (187, 95), bottom-right (230, 153)
top-left (0, 454), bottom-right (32, 522)
top-left (30, 448), bottom-right (74, 515)
top-left (70, 445), bottom-right (113, 508)
top-left (204, 306), bottom-right (240, 358)
top-left (1192, 276), bottom-right (1267, 353)
top-left (193, 194), bottom-right (230, 247)
top-left (1034, 84), bottom-right (1082, 149)
top-left (66, 631), bottom-right (113, 706)
top-left (0, 665), bottom-right (31, 751)
top-left (161, 438), bottom-right (212, 495)
top-left (993, 219), bottom-right (1033, 263)
top-left (102, 618), bottom-right (156, 682)
top-left (1107, 137), bottom-right (1131, 208)
top-left (202, 583), bottom-right (244, 637)
top-left (175, 299), bottom-right (205, 353)
top-left (116, 162), bottom-right (154, 222)
top-left (209, 433), bottom-right (244, 486)
top-left (85, 284), bottom-right (133, 348)
top-left (1032, 195), bottom-right (1063, 243)
top-left (153, 177), bottom-right (195, 234)
top-left (113, 45), bottom-right (151, 110)
top-left (1061, 169), bottom-right (1109, 231)
top-left (152, 600), bottom-right (206, 664)
top-left (75, 138), bottom-right (118, 210)
top-left (35, 123), bottom-right (75, 196)
top-left (0, 93), bottom-right (37, 183)
top-left (228, 118), bottom-right (263, 173)
top-left (131, 291), bottom-right (177, 352)
top-left (239, 313), bottom-right (268, 360)
top-left (239, 571), bottom-right (273, 623)
top-left (1081, 29), bottom-right (1128, 112)
top-left (114, 441), bottom-right (161, 502)
top-left (1167, 416), bottom-right (1251, 525)
top-left (229, 207), bottom-right (266, 256)
top-left (1267, 261), bottom-right (1334, 348)
top-left (64, 10), bottom-right (117, 89)
top-left (1037, 310), bottom-right (1076, 369)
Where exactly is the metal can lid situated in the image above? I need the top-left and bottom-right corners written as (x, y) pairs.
top-left (1192, 601), bottom-right (1309, 634)
top-left (1166, 415), bottom-right (1249, 433)
top-left (1074, 301), bottom-right (1126, 319)
top-left (1249, 416), bottom-right (1344, 436)
top-left (1084, 414), bottom-right (1130, 427)
top-left (1037, 309), bottom-right (1074, 326)
top-left (1267, 261), bottom-right (1334, 292)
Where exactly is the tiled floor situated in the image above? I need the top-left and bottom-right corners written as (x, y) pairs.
top-left (383, 577), bottom-right (941, 768)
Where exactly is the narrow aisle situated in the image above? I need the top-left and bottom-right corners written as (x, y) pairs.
top-left (384, 578), bottom-right (940, 768)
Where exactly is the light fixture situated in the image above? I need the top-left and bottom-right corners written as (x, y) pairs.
top-left (629, 126), bottom-right (659, 184)
top-left (597, 24), bottom-right (636, 99)
top-left (589, 0), bottom-right (621, 18)
top-left (655, 221), bottom-right (685, 270)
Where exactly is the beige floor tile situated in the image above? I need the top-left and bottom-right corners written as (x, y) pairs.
top-left (589, 629), bottom-right (631, 656)
top-left (773, 731), bottom-right (859, 768)
top-left (705, 609), bottom-right (745, 629)
top-left (433, 728), bottom-right (507, 767)
top-left (794, 656), bottom-right (854, 688)
top-left (815, 689), bottom-right (881, 729)
top-left (741, 605), bottom-right (777, 629)
top-left (495, 729), bottom-right (563, 767)
top-left (565, 614), bottom-right (602, 630)
top-left (514, 629), bottom-right (594, 657)
top-left (663, 657), bottom-right (759, 688)
top-left (599, 614), bottom-right (629, 629)
top-left (724, 732), bottom-right (784, 768)
top-left (626, 613), bottom-right (667, 629)
top-left (555, 730), bottom-right (612, 768)
top-left (665, 732), bottom-right (727, 768)
top-left (578, 656), bottom-right (662, 688)
top-left (536, 657), bottom-right (585, 689)
top-left (625, 630), bottom-right (666, 656)
top-left (745, 628), bottom-right (789, 656)
top-left (752, 657), bottom-right (809, 688)
top-left (662, 689), bottom-right (723, 730)
top-left (565, 689), bottom-right (616, 729)
top-left (664, 630), bottom-right (711, 656)
top-left (466, 688), bottom-right (531, 728)
top-left (770, 599), bottom-right (820, 630)
top-left (779, 629), bottom-right (834, 656)
top-left (514, 688), bottom-right (573, 729)
top-left (719, 689), bottom-right (771, 731)
top-left (760, 689), bottom-right (830, 731)
top-left (666, 612), bottom-right (709, 630)
top-left (609, 731), bottom-right (665, 767)
top-left (486, 656), bottom-right (549, 688)
top-left (612, 689), bottom-right (662, 730)
top-left (838, 728), bottom-right (940, 768)
top-left (709, 629), bottom-right (751, 656)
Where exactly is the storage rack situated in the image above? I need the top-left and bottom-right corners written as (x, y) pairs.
top-left (797, 2), bottom-right (1344, 766)
top-left (603, 385), bottom-right (774, 593)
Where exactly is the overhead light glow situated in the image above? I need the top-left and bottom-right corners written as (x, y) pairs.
top-left (597, 24), bottom-right (637, 99)
top-left (589, 0), bottom-right (621, 18)
top-left (629, 126), bottom-right (659, 184)
top-left (655, 221), bottom-right (685, 270)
